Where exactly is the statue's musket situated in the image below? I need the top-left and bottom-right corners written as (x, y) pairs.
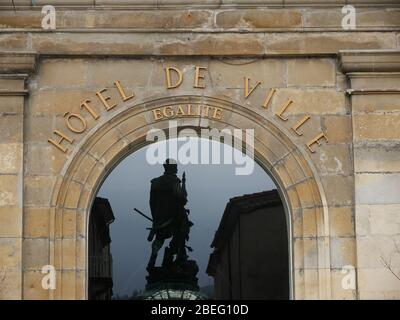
top-left (182, 171), bottom-right (186, 192)
top-left (133, 208), bottom-right (153, 222)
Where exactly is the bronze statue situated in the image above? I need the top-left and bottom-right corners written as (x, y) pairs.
top-left (147, 159), bottom-right (193, 269)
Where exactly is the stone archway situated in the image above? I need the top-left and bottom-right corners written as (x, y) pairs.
top-left (49, 95), bottom-right (330, 300)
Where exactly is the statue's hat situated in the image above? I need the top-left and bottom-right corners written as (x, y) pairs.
top-left (163, 158), bottom-right (177, 170)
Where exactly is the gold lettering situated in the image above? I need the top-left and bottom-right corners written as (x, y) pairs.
top-left (212, 107), bottom-right (222, 120)
top-left (262, 88), bottom-right (276, 109)
top-left (165, 67), bottom-right (183, 89)
top-left (193, 66), bottom-right (207, 89)
top-left (114, 80), bottom-right (134, 101)
top-left (187, 104), bottom-right (194, 116)
top-left (80, 99), bottom-right (99, 120)
top-left (163, 106), bottom-right (174, 118)
top-left (275, 100), bottom-right (293, 121)
top-left (176, 105), bottom-right (185, 116)
top-left (48, 129), bottom-right (74, 153)
top-left (152, 108), bottom-right (163, 121)
top-left (96, 88), bottom-right (116, 111)
top-left (64, 112), bottom-right (87, 134)
top-left (244, 77), bottom-right (261, 99)
top-left (291, 115), bottom-right (311, 136)
top-left (202, 105), bottom-right (211, 117)
top-left (307, 132), bottom-right (328, 153)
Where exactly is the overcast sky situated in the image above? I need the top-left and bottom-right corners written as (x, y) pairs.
top-left (97, 138), bottom-right (276, 297)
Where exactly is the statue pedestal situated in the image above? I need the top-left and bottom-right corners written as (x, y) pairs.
top-left (137, 260), bottom-right (205, 300)
top-left (146, 259), bottom-right (199, 292)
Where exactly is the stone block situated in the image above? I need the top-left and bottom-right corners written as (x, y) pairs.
top-left (23, 271), bottom-right (50, 300)
top-left (356, 204), bottom-right (400, 236)
top-left (87, 59), bottom-right (155, 88)
top-left (303, 268), bottom-right (319, 299)
top-left (72, 154), bottom-right (97, 185)
top-left (274, 152), bottom-right (307, 187)
top-left (358, 267), bottom-right (400, 299)
top-left (271, 89), bottom-right (346, 115)
top-left (287, 59), bottom-right (336, 87)
top-left (355, 173), bottom-right (400, 205)
top-left (0, 175), bottom-right (18, 207)
top-left (64, 181), bottom-right (83, 209)
top-left (0, 115), bottom-right (22, 143)
top-left (301, 208), bottom-right (317, 238)
top-left (59, 10), bottom-right (211, 29)
top-left (0, 271), bottom-right (22, 299)
top-left (0, 11), bottom-right (41, 28)
top-left (209, 59), bottom-right (286, 89)
top-left (23, 238), bottom-right (49, 270)
top-left (0, 33), bottom-right (28, 51)
top-left (293, 179), bottom-right (320, 209)
top-left (25, 116), bottom-right (55, 143)
top-left (352, 93), bottom-right (400, 113)
top-left (310, 144), bottom-right (352, 176)
top-left (322, 115), bottom-right (352, 144)
top-left (28, 90), bottom-right (95, 116)
top-left (266, 32), bottom-right (397, 54)
top-left (0, 238), bottom-right (21, 269)
top-left (0, 207), bottom-right (22, 237)
top-left (215, 9), bottom-right (302, 29)
top-left (353, 113), bottom-right (400, 142)
top-left (61, 239), bottom-right (76, 270)
top-left (159, 33), bottom-right (265, 56)
top-left (24, 208), bottom-right (50, 238)
top-left (329, 206), bottom-right (354, 238)
top-left (25, 144), bottom-right (67, 176)
top-left (62, 210), bottom-right (77, 239)
top-left (321, 175), bottom-right (353, 207)
top-left (0, 143), bottom-right (22, 174)
top-left (350, 74), bottom-right (400, 91)
top-left (24, 175), bottom-right (56, 207)
top-left (37, 59), bottom-right (87, 88)
top-left (357, 234), bottom-right (400, 269)
top-left (0, 96), bottom-right (24, 114)
top-left (293, 268), bottom-right (305, 299)
top-left (330, 237), bottom-right (356, 269)
top-left (355, 143), bottom-right (400, 173)
top-left (61, 271), bottom-right (76, 300)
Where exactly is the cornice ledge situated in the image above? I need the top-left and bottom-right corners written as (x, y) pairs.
top-left (2, 0), bottom-right (400, 10)
top-left (0, 51), bottom-right (37, 75)
top-left (339, 50), bottom-right (400, 73)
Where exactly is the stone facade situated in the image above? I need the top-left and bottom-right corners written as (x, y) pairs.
top-left (0, 1), bottom-right (399, 299)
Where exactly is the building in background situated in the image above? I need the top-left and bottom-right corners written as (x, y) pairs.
top-left (88, 197), bottom-right (115, 300)
top-left (207, 190), bottom-right (289, 299)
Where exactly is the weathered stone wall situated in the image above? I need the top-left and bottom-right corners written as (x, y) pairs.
top-left (0, 53), bottom-right (36, 299)
top-left (0, 1), bottom-right (399, 299)
top-left (341, 51), bottom-right (400, 299)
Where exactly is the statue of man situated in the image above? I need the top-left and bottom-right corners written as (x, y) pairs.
top-left (147, 159), bottom-right (192, 269)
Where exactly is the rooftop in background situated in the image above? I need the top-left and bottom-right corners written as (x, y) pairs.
top-left (209, 189), bottom-right (282, 256)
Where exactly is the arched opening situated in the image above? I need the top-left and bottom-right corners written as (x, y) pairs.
top-left (88, 137), bottom-right (290, 299)
top-left (50, 96), bottom-right (329, 300)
